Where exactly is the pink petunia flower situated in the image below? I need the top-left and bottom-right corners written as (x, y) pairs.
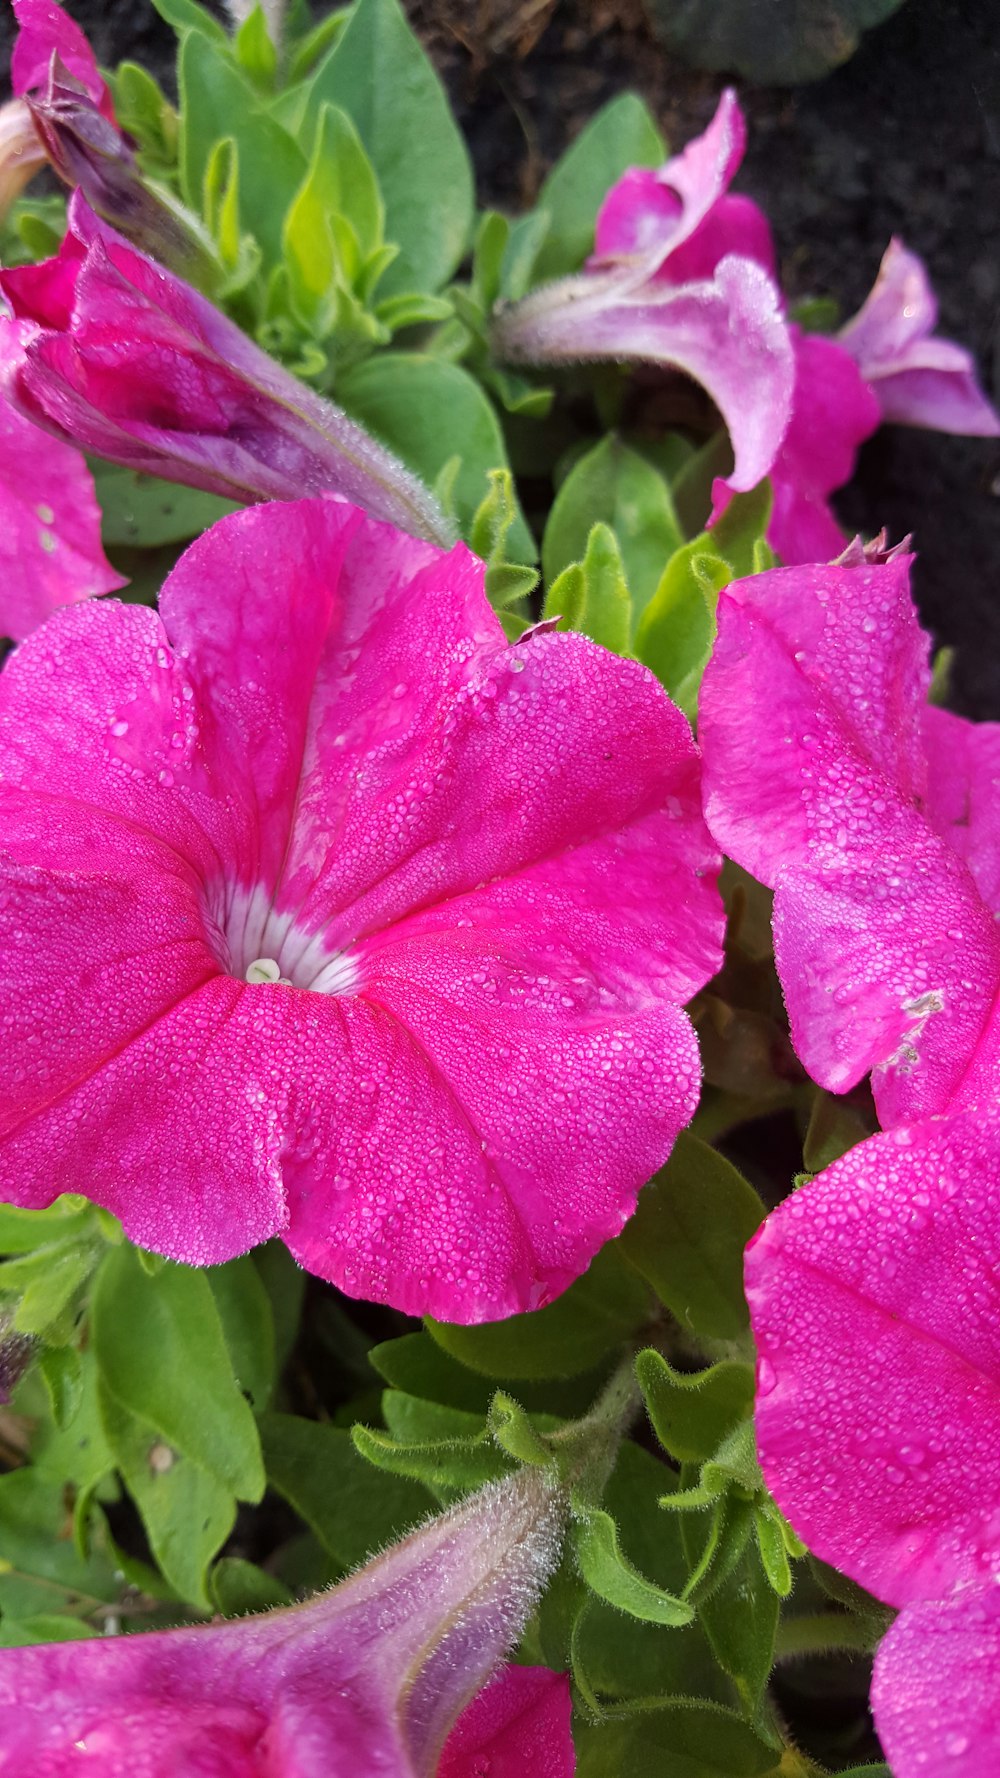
top-left (0, 1466), bottom-right (570, 1776)
top-left (698, 540), bottom-right (1000, 1128)
top-left (491, 93), bottom-right (795, 496)
top-left (0, 498), bottom-right (723, 1321)
top-left (10, 0), bottom-right (115, 121)
top-left (746, 1114), bottom-right (1000, 1778)
top-left (839, 237), bottom-right (1000, 438)
top-left (0, 194), bottom-right (451, 547)
top-left (439, 1665), bottom-right (575, 1778)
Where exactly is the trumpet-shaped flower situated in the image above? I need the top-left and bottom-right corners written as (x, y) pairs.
top-left (839, 237), bottom-right (1000, 437)
top-left (746, 1113), bottom-right (1000, 1778)
top-left (0, 1467), bottom-right (570, 1776)
top-left (0, 194), bottom-right (451, 547)
top-left (491, 92), bottom-right (794, 496)
top-left (0, 498), bottom-right (723, 1320)
top-left (698, 542), bottom-right (1000, 1127)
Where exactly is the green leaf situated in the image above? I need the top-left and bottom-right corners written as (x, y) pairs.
top-left (338, 353), bottom-right (533, 557)
top-left (253, 1242), bottom-right (306, 1379)
top-left (150, 0), bottom-right (228, 43)
top-left (575, 1701), bottom-right (779, 1778)
top-left (487, 1393), bottom-right (560, 1468)
top-left (755, 1500), bottom-right (794, 1597)
top-left (0, 1614), bottom-right (101, 1647)
top-left (210, 1556), bottom-right (292, 1616)
top-left (471, 210), bottom-right (510, 312)
top-left (644, 0), bottom-right (906, 84)
top-left (260, 1411), bottom-right (433, 1566)
top-left (428, 1244), bottom-right (651, 1379)
top-left (93, 465), bottom-right (239, 548)
top-left (543, 436), bottom-right (682, 627)
top-left (283, 102), bottom-right (385, 331)
top-left (637, 1349), bottom-right (755, 1464)
top-left (532, 94), bottom-right (665, 284)
top-left (543, 522), bottom-right (632, 654)
top-left (32, 1350), bottom-right (115, 1515)
top-left (573, 1501), bottom-right (693, 1626)
top-left (353, 1392), bottom-right (510, 1493)
top-left (233, 5), bottom-right (277, 89)
top-left (0, 1198), bottom-right (99, 1257)
top-left (3, 1239), bottom-right (100, 1344)
top-left (300, 0), bottom-right (473, 295)
top-left (98, 1381), bottom-right (236, 1608)
top-left (0, 1470), bottom-right (118, 1623)
top-left (802, 1088), bottom-right (873, 1174)
top-left (91, 1245), bottom-right (264, 1502)
top-left (501, 209), bottom-right (552, 302)
top-left (207, 1254), bottom-right (275, 1412)
top-left (619, 1132), bottom-right (764, 1343)
top-left (37, 1347), bottom-right (83, 1432)
top-left (635, 482), bottom-right (773, 719)
top-left (697, 1535), bottom-right (779, 1711)
top-left (110, 62), bottom-right (178, 166)
top-left (178, 36), bottom-right (306, 265)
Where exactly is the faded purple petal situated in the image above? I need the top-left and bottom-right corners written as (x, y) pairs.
top-left (872, 1585), bottom-right (1000, 1778)
top-left (699, 553), bottom-right (1000, 1123)
top-left (494, 255), bottom-right (794, 494)
top-left (747, 1112), bottom-right (1000, 1609)
top-left (840, 239), bottom-right (1000, 436)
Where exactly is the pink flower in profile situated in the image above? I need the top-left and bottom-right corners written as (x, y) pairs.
top-left (491, 93), bottom-right (795, 496)
top-left (10, 0), bottom-right (115, 120)
top-left (698, 539), bottom-right (1000, 1128)
top-left (746, 1113), bottom-right (1000, 1778)
top-left (839, 237), bottom-right (1000, 437)
top-left (0, 1467), bottom-right (569, 1775)
top-left (0, 498), bottom-right (723, 1321)
top-left (0, 194), bottom-right (450, 546)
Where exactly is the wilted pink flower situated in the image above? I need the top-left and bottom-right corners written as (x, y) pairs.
top-left (0, 373), bottom-right (125, 641)
top-left (11, 0), bottom-right (115, 120)
top-left (439, 1665), bottom-right (574, 1778)
top-left (839, 237), bottom-right (1000, 437)
top-left (699, 542), bottom-right (1000, 1127)
top-left (491, 93), bottom-right (794, 495)
top-left (746, 1113), bottom-right (1000, 1778)
top-left (0, 498), bottom-right (723, 1320)
top-left (0, 194), bottom-right (451, 547)
top-left (0, 1467), bottom-right (567, 1775)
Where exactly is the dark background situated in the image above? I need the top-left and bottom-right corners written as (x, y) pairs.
top-left (5, 0), bottom-right (999, 715)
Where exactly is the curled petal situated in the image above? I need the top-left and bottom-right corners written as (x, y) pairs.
top-left (840, 238), bottom-right (1000, 436)
top-left (11, 0), bottom-right (114, 118)
top-left (440, 1667), bottom-right (575, 1778)
top-left (494, 255), bottom-right (794, 493)
top-left (872, 1585), bottom-right (1000, 1778)
top-left (0, 358), bottom-right (125, 641)
top-left (0, 98), bottom-right (46, 221)
top-left (699, 553), bottom-right (1000, 1121)
top-left (593, 88), bottom-right (748, 277)
top-left (748, 1113), bottom-right (1000, 1608)
top-left (0, 1469), bottom-right (565, 1778)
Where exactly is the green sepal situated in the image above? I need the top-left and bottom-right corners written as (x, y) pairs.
top-left (210, 1556), bottom-right (293, 1616)
top-left (352, 1392), bottom-right (510, 1495)
top-left (636, 1348), bottom-right (755, 1464)
top-left (572, 1497), bottom-right (694, 1627)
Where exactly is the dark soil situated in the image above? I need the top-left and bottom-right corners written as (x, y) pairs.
top-left (6, 0), bottom-right (1000, 717)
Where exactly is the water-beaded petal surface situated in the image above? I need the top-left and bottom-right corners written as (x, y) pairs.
top-left (699, 550), bottom-right (1000, 1124)
top-left (438, 1666), bottom-right (575, 1778)
top-left (872, 1583), bottom-right (1000, 1778)
top-left (0, 499), bottom-right (723, 1320)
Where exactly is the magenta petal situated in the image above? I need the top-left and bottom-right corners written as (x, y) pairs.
top-left (0, 1471), bottom-right (563, 1778)
top-left (494, 255), bottom-right (793, 493)
top-left (439, 1668), bottom-right (575, 1778)
top-left (11, 0), bottom-right (113, 115)
top-left (0, 370), bottom-right (125, 641)
top-left (748, 1113), bottom-right (1000, 1607)
top-left (923, 706), bottom-right (1000, 914)
top-left (872, 1586), bottom-right (1000, 1778)
top-left (594, 89), bottom-right (747, 277)
top-left (662, 194), bottom-right (776, 286)
top-left (700, 554), bottom-right (1000, 1120)
top-left (840, 238), bottom-right (1000, 437)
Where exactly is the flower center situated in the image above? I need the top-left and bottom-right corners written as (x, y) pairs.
top-left (204, 884), bottom-right (359, 997)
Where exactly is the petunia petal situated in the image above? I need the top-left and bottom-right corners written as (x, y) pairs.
top-left (594, 89), bottom-right (747, 278)
top-left (0, 353), bottom-right (125, 641)
top-left (747, 1112), bottom-right (1000, 1609)
top-left (871, 1584), bottom-right (1000, 1778)
top-left (923, 705), bottom-right (1000, 915)
top-left (439, 1667), bottom-right (575, 1778)
top-left (11, 0), bottom-right (114, 117)
top-left (699, 554), bottom-right (1000, 1121)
